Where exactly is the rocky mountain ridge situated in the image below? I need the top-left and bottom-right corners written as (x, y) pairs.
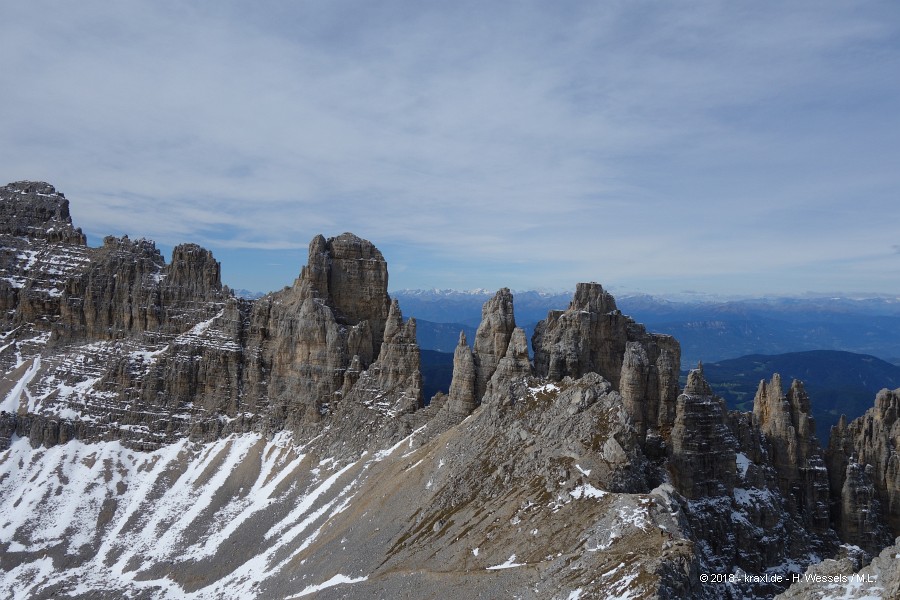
top-left (0, 181), bottom-right (898, 599)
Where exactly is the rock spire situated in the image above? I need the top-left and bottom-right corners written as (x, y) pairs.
top-left (447, 331), bottom-right (477, 418)
top-left (472, 288), bottom-right (516, 402)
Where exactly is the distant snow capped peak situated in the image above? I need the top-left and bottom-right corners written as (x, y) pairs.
top-left (392, 288), bottom-right (573, 298)
top-left (232, 288), bottom-right (265, 300)
top-left (392, 288), bottom-right (496, 298)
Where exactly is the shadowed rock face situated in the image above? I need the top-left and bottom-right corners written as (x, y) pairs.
top-left (482, 327), bottom-right (533, 407)
top-left (669, 365), bottom-right (736, 500)
top-left (752, 375), bottom-right (831, 534)
top-left (351, 298), bottom-right (423, 414)
top-left (827, 388), bottom-right (900, 552)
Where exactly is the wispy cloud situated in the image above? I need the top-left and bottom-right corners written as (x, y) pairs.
top-left (1, 1), bottom-right (899, 294)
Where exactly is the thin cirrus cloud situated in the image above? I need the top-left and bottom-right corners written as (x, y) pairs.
top-left (1, 1), bottom-right (899, 295)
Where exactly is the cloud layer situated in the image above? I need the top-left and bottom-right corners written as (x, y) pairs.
top-left (2, 1), bottom-right (899, 295)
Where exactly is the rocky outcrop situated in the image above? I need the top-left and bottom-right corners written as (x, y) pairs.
top-left (668, 364), bottom-right (736, 499)
top-left (532, 282), bottom-right (620, 382)
top-left (450, 288), bottom-right (529, 414)
top-left (300, 232), bottom-right (391, 360)
top-left (0, 181), bottom-right (86, 245)
top-left (345, 299), bottom-right (423, 415)
top-left (666, 366), bottom-right (840, 593)
top-left (0, 182), bottom-right (89, 329)
top-left (752, 375), bottom-right (831, 534)
top-left (165, 243), bottom-right (222, 302)
top-left (55, 236), bottom-right (225, 342)
top-left (827, 388), bottom-right (900, 552)
top-left (234, 234), bottom-right (392, 426)
top-left (1, 183), bottom-right (225, 353)
top-left (482, 327), bottom-right (533, 407)
top-left (1, 193), bottom-right (435, 447)
top-left (0, 183), bottom-right (426, 444)
top-left (447, 332), bottom-right (476, 418)
top-left (532, 282), bottom-right (680, 441)
top-left (472, 288), bottom-right (516, 402)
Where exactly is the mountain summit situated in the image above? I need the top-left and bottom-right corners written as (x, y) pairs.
top-left (0, 182), bottom-right (898, 599)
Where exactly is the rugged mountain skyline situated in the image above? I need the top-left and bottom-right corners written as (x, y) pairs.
top-left (1, 182), bottom-right (898, 599)
top-left (394, 288), bottom-right (900, 369)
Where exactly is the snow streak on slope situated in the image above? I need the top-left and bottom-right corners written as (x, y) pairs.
top-left (0, 432), bottom-right (374, 599)
top-left (0, 356), bottom-right (40, 413)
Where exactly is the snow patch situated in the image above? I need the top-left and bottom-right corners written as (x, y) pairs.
top-left (289, 574), bottom-right (368, 598)
top-left (486, 554), bottom-right (525, 570)
top-left (735, 452), bottom-right (750, 478)
top-left (733, 487), bottom-right (774, 508)
top-left (374, 424), bottom-right (427, 461)
top-left (1, 356), bottom-right (40, 412)
top-left (528, 382), bottom-right (560, 395)
top-left (571, 484), bottom-right (607, 500)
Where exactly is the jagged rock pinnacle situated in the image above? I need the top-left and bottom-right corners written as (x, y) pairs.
top-left (447, 331), bottom-right (476, 417)
top-left (472, 287), bottom-right (516, 402)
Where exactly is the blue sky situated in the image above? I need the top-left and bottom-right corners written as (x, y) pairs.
top-left (2, 1), bottom-right (899, 296)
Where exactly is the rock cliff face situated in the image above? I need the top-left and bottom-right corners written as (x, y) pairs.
top-left (3, 181), bottom-right (900, 599)
top-left (0, 184), bottom-right (425, 450)
top-left (532, 281), bottom-right (681, 443)
top-left (669, 365), bottom-right (736, 500)
top-left (472, 287), bottom-right (515, 402)
top-left (753, 375), bottom-right (831, 534)
top-left (301, 232), bottom-right (391, 358)
top-left (481, 327), bottom-right (533, 407)
top-left (446, 331), bottom-right (476, 418)
top-left (827, 388), bottom-right (900, 552)
top-left (0, 182), bottom-right (89, 329)
top-left (55, 236), bottom-right (225, 342)
top-left (342, 298), bottom-right (423, 416)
